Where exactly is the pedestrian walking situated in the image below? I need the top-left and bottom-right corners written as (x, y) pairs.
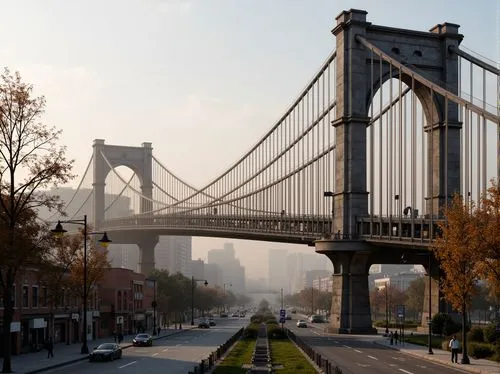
top-left (449, 335), bottom-right (460, 363)
top-left (46, 337), bottom-right (54, 358)
top-left (157, 326), bottom-right (161, 336)
top-left (393, 330), bottom-right (399, 345)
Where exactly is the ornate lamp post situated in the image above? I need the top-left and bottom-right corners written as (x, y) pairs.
top-left (191, 277), bottom-right (208, 325)
top-left (146, 279), bottom-right (157, 335)
top-left (385, 281), bottom-right (390, 334)
top-left (427, 253), bottom-right (434, 355)
top-left (223, 282), bottom-right (232, 313)
top-left (51, 215), bottom-right (111, 354)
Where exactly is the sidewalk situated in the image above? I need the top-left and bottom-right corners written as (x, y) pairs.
top-left (1, 327), bottom-right (194, 374)
top-left (374, 336), bottom-right (500, 374)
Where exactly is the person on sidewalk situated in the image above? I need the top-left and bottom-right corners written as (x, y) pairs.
top-left (393, 330), bottom-right (399, 345)
top-left (46, 337), bottom-right (54, 358)
top-left (449, 335), bottom-right (460, 363)
top-left (157, 326), bottom-right (161, 336)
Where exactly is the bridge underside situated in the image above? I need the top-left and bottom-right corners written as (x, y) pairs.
top-left (315, 239), bottom-right (441, 334)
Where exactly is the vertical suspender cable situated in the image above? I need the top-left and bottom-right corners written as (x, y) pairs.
top-left (379, 54), bottom-right (384, 218)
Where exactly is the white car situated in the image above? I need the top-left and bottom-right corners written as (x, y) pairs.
top-left (296, 320), bottom-right (307, 328)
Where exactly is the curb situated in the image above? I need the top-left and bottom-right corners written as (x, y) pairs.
top-left (372, 340), bottom-right (490, 374)
top-left (25, 329), bottom-right (193, 374)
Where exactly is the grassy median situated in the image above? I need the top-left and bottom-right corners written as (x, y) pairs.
top-left (270, 339), bottom-right (317, 373)
top-left (213, 338), bottom-right (256, 374)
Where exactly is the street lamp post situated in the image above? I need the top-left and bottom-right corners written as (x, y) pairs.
top-left (311, 287), bottom-right (314, 316)
top-left (146, 279), bottom-right (157, 336)
top-left (427, 253), bottom-right (434, 355)
top-left (385, 281), bottom-right (389, 334)
top-left (191, 276), bottom-right (208, 326)
top-left (51, 215), bottom-right (111, 355)
top-left (223, 282), bottom-right (232, 313)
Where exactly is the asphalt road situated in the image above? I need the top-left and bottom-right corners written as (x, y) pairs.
top-left (287, 320), bottom-right (471, 374)
top-left (45, 317), bottom-right (246, 374)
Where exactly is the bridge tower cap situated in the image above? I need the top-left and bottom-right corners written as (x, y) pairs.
top-left (335, 9), bottom-right (367, 23)
top-left (429, 22), bottom-right (460, 35)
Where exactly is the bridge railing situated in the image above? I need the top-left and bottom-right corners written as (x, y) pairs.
top-left (357, 215), bottom-right (446, 243)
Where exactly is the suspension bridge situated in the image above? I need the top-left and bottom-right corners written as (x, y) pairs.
top-left (57, 9), bottom-right (499, 334)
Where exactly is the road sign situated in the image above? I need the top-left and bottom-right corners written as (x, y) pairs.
top-left (279, 309), bottom-right (286, 318)
top-left (279, 317), bottom-right (286, 324)
top-left (397, 305), bottom-right (405, 319)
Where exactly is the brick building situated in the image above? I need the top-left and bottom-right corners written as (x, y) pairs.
top-left (0, 267), bottom-right (152, 357)
top-left (97, 268), bottom-right (154, 337)
top-left (0, 268), bottom-right (100, 356)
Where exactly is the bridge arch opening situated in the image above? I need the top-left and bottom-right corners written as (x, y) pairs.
top-left (104, 165), bottom-right (143, 219)
top-left (366, 77), bottom-right (432, 218)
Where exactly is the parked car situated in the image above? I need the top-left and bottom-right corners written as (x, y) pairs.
top-left (209, 318), bottom-right (216, 326)
top-left (296, 320), bottom-right (307, 328)
top-left (89, 343), bottom-right (122, 362)
top-left (132, 334), bottom-right (153, 347)
top-left (198, 319), bottom-right (210, 328)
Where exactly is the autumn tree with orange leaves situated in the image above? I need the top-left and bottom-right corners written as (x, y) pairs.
top-left (36, 234), bottom-right (82, 338)
top-left (433, 194), bottom-right (483, 364)
top-left (67, 230), bottom-right (111, 306)
top-left (474, 181), bottom-right (500, 302)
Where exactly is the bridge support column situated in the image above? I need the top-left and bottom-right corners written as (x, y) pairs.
top-left (138, 235), bottom-right (158, 276)
top-left (316, 240), bottom-right (376, 334)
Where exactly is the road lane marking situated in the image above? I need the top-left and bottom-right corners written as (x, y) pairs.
top-left (152, 353), bottom-right (159, 356)
top-left (175, 344), bottom-right (181, 346)
top-left (119, 361), bottom-right (137, 369)
top-left (162, 348), bottom-right (169, 352)
top-left (354, 349), bottom-right (362, 353)
top-left (398, 369), bottom-right (414, 374)
top-left (367, 355), bottom-right (378, 360)
top-left (343, 345), bottom-right (352, 349)
top-left (313, 331), bottom-right (321, 336)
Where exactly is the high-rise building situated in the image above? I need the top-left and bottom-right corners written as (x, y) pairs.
top-left (155, 236), bottom-right (192, 276)
top-left (286, 252), bottom-right (333, 294)
top-left (204, 263), bottom-right (223, 289)
top-left (191, 259), bottom-right (205, 280)
top-left (207, 243), bottom-right (246, 295)
top-left (268, 249), bottom-right (288, 293)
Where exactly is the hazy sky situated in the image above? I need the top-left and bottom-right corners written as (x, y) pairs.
top-left (0, 0), bottom-right (497, 279)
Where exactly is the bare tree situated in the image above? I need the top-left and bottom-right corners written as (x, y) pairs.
top-left (0, 68), bottom-right (73, 372)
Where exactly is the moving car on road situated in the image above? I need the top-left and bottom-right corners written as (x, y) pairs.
top-left (89, 343), bottom-right (122, 362)
top-left (208, 318), bottom-right (216, 326)
top-left (296, 320), bottom-right (307, 328)
top-left (198, 319), bottom-right (210, 328)
top-left (132, 333), bottom-right (153, 347)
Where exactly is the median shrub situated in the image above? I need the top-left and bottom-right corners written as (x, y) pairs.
top-left (243, 323), bottom-right (260, 339)
top-left (267, 324), bottom-right (287, 339)
top-left (483, 324), bottom-right (500, 344)
top-left (468, 327), bottom-right (484, 342)
top-left (432, 313), bottom-right (460, 336)
top-left (468, 342), bottom-right (495, 359)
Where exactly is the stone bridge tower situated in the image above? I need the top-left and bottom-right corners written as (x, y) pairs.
top-left (93, 139), bottom-right (157, 275)
top-left (315, 9), bottom-right (462, 333)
